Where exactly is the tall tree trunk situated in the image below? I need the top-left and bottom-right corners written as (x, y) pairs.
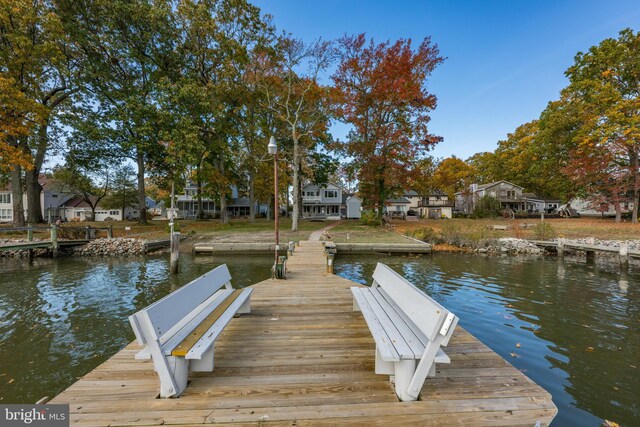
top-left (196, 167), bottom-right (204, 220)
top-left (219, 159), bottom-right (228, 224)
top-left (614, 199), bottom-right (622, 223)
top-left (10, 164), bottom-right (25, 226)
top-left (631, 147), bottom-right (639, 223)
top-left (25, 168), bottom-right (43, 223)
top-left (377, 178), bottom-right (386, 220)
top-left (291, 135), bottom-right (300, 231)
top-left (249, 171), bottom-right (256, 223)
top-left (136, 148), bottom-right (147, 224)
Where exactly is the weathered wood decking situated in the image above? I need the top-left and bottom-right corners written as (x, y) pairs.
top-left (51, 241), bottom-right (557, 426)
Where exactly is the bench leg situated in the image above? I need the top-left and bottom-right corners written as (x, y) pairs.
top-left (190, 347), bottom-right (214, 372)
top-left (394, 359), bottom-right (417, 402)
top-left (375, 347), bottom-right (394, 375)
top-left (236, 296), bottom-right (251, 314)
top-left (160, 356), bottom-right (189, 398)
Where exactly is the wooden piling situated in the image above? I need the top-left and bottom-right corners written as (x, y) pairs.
top-left (557, 237), bottom-right (565, 258)
top-left (50, 225), bottom-right (59, 258)
top-left (170, 232), bottom-right (180, 274)
top-left (619, 241), bottom-right (629, 270)
top-left (27, 223), bottom-right (34, 262)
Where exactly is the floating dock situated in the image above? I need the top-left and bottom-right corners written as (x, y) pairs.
top-left (51, 241), bottom-right (556, 426)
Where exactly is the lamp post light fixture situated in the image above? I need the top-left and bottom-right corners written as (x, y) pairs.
top-left (268, 136), bottom-right (282, 277)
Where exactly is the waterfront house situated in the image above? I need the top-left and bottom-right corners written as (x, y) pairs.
top-left (301, 183), bottom-right (344, 219)
top-left (383, 196), bottom-right (411, 218)
top-left (176, 183), bottom-right (267, 219)
top-left (455, 181), bottom-right (526, 214)
top-left (0, 175), bottom-right (75, 223)
top-left (59, 195), bottom-right (142, 221)
top-left (417, 190), bottom-right (454, 219)
top-left (523, 193), bottom-right (561, 214)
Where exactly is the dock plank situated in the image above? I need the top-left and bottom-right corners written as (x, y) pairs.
top-left (51, 240), bottom-right (557, 426)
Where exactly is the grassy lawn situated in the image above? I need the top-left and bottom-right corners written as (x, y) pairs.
top-left (394, 217), bottom-right (640, 242)
top-left (3, 216), bottom-right (639, 245)
top-left (326, 221), bottom-right (411, 243)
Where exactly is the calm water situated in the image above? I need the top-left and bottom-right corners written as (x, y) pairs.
top-left (0, 253), bottom-right (638, 426)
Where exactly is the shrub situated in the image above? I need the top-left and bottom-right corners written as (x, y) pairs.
top-left (360, 210), bottom-right (381, 226)
top-left (532, 222), bottom-right (556, 240)
top-left (407, 227), bottom-right (438, 243)
top-left (473, 195), bottom-right (502, 218)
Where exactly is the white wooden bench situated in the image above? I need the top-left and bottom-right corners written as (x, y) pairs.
top-left (129, 264), bottom-right (252, 397)
top-left (351, 262), bottom-right (459, 401)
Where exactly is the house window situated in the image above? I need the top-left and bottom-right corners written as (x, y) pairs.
top-left (0, 194), bottom-right (10, 204)
top-left (324, 190), bottom-right (338, 198)
top-left (75, 212), bottom-right (81, 217)
top-left (0, 208), bottom-right (12, 220)
top-left (328, 205), bottom-right (339, 214)
top-left (110, 210), bottom-right (119, 215)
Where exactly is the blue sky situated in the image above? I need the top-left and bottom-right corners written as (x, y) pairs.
top-left (252, 0), bottom-right (640, 160)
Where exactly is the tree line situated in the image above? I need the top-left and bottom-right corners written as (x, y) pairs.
top-left (418, 29), bottom-right (640, 223)
top-left (1, 0), bottom-right (444, 229)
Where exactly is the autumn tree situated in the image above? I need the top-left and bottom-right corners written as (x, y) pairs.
top-left (261, 36), bottom-right (335, 231)
top-left (563, 28), bottom-right (640, 222)
top-left (432, 156), bottom-right (475, 199)
top-left (332, 34), bottom-right (444, 218)
top-left (1, 0), bottom-right (79, 224)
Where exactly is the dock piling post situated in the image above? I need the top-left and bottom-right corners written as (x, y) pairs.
top-left (557, 237), bottom-right (565, 258)
top-left (619, 241), bottom-right (629, 271)
top-left (326, 253), bottom-right (335, 274)
top-left (107, 225), bottom-right (113, 239)
top-left (51, 224), bottom-right (59, 258)
top-left (586, 237), bottom-right (595, 263)
top-left (27, 223), bottom-right (34, 262)
top-left (170, 232), bottom-right (180, 274)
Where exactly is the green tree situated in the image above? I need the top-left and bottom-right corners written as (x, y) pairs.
top-left (563, 28), bottom-right (640, 222)
top-left (52, 164), bottom-right (111, 221)
top-left (101, 165), bottom-right (138, 217)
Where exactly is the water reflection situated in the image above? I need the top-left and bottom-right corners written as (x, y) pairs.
top-left (335, 254), bottom-right (640, 427)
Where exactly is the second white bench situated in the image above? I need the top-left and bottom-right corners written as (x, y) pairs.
top-left (352, 262), bottom-right (458, 401)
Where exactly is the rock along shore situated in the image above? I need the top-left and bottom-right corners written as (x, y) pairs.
top-left (0, 237), bottom-right (147, 258)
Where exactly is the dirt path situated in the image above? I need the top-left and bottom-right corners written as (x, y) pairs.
top-left (308, 220), bottom-right (344, 241)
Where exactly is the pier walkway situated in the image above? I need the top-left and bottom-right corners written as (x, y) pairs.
top-left (51, 241), bottom-right (556, 426)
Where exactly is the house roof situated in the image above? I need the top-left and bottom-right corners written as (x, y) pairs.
top-left (62, 195), bottom-right (99, 208)
top-left (404, 190), bottom-right (419, 196)
top-left (386, 197), bottom-right (410, 204)
top-left (476, 180), bottom-right (524, 190)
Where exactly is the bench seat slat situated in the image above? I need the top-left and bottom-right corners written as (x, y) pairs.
top-left (184, 288), bottom-right (252, 360)
top-left (171, 289), bottom-right (245, 357)
top-left (369, 288), bottom-right (425, 358)
top-left (351, 288), bottom-right (400, 362)
top-left (376, 287), bottom-right (430, 348)
top-left (360, 288), bottom-right (416, 360)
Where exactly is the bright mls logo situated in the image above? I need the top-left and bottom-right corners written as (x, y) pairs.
top-left (2, 405), bottom-right (69, 426)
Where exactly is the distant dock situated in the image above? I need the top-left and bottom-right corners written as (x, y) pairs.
top-left (51, 241), bottom-right (556, 426)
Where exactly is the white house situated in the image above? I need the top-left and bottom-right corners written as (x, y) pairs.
top-left (523, 193), bottom-right (561, 214)
top-left (301, 183), bottom-right (343, 219)
top-left (384, 197), bottom-right (411, 218)
top-left (561, 197), bottom-right (633, 218)
top-left (59, 195), bottom-right (141, 222)
top-left (0, 175), bottom-right (75, 223)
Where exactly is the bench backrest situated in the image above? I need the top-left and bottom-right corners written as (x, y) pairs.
top-left (130, 264), bottom-right (232, 344)
top-left (372, 262), bottom-right (456, 343)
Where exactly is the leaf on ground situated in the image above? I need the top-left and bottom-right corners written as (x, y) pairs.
top-left (8, 378), bottom-right (14, 384)
top-left (602, 421), bottom-right (620, 427)
top-left (586, 346), bottom-right (595, 352)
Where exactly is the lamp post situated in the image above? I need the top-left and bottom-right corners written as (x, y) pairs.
top-left (268, 136), bottom-right (279, 271)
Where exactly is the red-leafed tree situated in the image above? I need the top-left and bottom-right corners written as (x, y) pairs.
top-left (332, 34), bottom-right (444, 218)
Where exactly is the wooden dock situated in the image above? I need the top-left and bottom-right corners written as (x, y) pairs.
top-left (192, 241), bottom-right (431, 255)
top-left (51, 241), bottom-right (556, 426)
